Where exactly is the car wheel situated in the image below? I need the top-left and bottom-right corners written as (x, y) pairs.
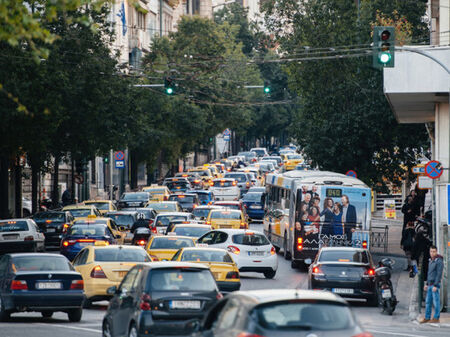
top-left (283, 233), bottom-right (291, 260)
top-left (67, 308), bottom-right (82, 322)
top-left (41, 311), bottom-right (53, 318)
top-left (291, 260), bottom-right (299, 269)
top-left (83, 298), bottom-right (92, 309)
top-left (0, 296), bottom-right (11, 322)
top-left (263, 270), bottom-right (276, 279)
top-left (102, 320), bottom-right (113, 337)
top-left (128, 323), bottom-right (138, 337)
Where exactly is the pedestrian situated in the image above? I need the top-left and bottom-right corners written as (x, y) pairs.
top-left (401, 196), bottom-right (416, 229)
top-left (61, 188), bottom-right (72, 206)
top-left (419, 245), bottom-right (444, 324)
top-left (400, 221), bottom-right (415, 271)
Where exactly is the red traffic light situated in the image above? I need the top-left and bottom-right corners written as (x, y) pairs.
top-left (380, 30), bottom-right (390, 41)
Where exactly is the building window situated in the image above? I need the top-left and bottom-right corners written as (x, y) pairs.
top-left (137, 11), bottom-right (146, 30)
top-left (193, 0), bottom-right (200, 15)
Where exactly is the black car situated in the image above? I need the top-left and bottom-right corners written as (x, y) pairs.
top-left (32, 211), bottom-right (74, 248)
top-left (308, 247), bottom-right (377, 305)
top-left (164, 178), bottom-right (192, 193)
top-left (118, 192), bottom-right (151, 209)
top-left (0, 253), bottom-right (84, 322)
top-left (192, 289), bottom-right (370, 337)
top-left (124, 208), bottom-right (157, 226)
top-left (168, 193), bottom-right (200, 212)
top-left (102, 262), bottom-right (221, 337)
top-left (105, 211), bottom-right (138, 230)
top-left (175, 172), bottom-right (203, 189)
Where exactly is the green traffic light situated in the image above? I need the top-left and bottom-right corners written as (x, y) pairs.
top-left (166, 87), bottom-right (174, 95)
top-left (264, 87), bottom-right (270, 93)
top-left (379, 52), bottom-right (391, 64)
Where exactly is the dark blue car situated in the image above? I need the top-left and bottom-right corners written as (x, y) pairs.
top-left (188, 190), bottom-right (215, 205)
top-left (241, 192), bottom-right (265, 220)
top-left (0, 253), bottom-right (84, 322)
top-left (60, 223), bottom-right (118, 261)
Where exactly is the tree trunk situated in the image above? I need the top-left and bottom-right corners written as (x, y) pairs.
top-left (14, 157), bottom-right (22, 218)
top-left (52, 154), bottom-right (60, 208)
top-left (194, 147), bottom-right (198, 167)
top-left (30, 159), bottom-right (39, 214)
top-left (130, 149), bottom-right (138, 190)
top-left (71, 158), bottom-right (75, 204)
top-left (0, 155), bottom-right (10, 219)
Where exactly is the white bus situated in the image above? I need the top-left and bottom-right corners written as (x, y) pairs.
top-left (263, 170), bottom-right (371, 269)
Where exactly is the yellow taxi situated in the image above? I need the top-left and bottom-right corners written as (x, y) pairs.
top-left (145, 235), bottom-right (195, 261)
top-left (62, 204), bottom-right (101, 220)
top-left (283, 154), bottom-right (304, 171)
top-left (83, 200), bottom-right (116, 215)
top-left (146, 201), bottom-right (183, 213)
top-left (206, 209), bottom-right (248, 230)
top-left (171, 247), bottom-right (240, 292)
top-left (73, 216), bottom-right (127, 245)
top-left (142, 185), bottom-right (171, 201)
top-left (188, 167), bottom-right (215, 188)
top-left (204, 164), bottom-right (222, 178)
top-left (72, 245), bottom-right (152, 306)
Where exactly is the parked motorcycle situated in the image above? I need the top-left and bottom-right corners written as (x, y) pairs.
top-left (375, 257), bottom-right (398, 315)
top-left (132, 227), bottom-right (151, 247)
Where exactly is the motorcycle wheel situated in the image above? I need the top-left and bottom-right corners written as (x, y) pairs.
top-left (385, 300), bottom-right (394, 315)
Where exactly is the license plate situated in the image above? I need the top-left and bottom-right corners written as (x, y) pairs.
top-left (130, 202), bottom-right (140, 206)
top-left (170, 300), bottom-right (201, 309)
top-left (381, 289), bottom-right (392, 298)
top-left (332, 288), bottom-right (354, 294)
top-left (248, 251), bottom-right (265, 256)
top-left (78, 242), bottom-right (93, 247)
top-left (36, 282), bottom-right (62, 290)
top-left (249, 205), bottom-right (261, 209)
top-left (46, 228), bottom-right (56, 233)
top-left (3, 235), bottom-right (19, 240)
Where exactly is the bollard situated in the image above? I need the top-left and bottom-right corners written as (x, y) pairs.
top-left (418, 255), bottom-right (424, 313)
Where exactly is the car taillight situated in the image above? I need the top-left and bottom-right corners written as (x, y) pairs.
top-left (70, 279), bottom-right (84, 290)
top-left (363, 268), bottom-right (375, 278)
top-left (77, 239), bottom-right (95, 243)
top-left (237, 333), bottom-right (266, 337)
top-left (240, 222), bottom-right (246, 229)
top-left (227, 245), bottom-right (240, 255)
top-left (193, 204), bottom-right (198, 209)
top-left (216, 293), bottom-right (224, 300)
top-left (226, 271), bottom-right (239, 279)
top-left (163, 196), bottom-right (168, 201)
top-left (148, 219), bottom-right (154, 226)
top-left (206, 221), bottom-right (211, 225)
top-left (137, 239), bottom-right (147, 246)
top-left (312, 266), bottom-right (324, 276)
top-left (62, 223), bottom-right (70, 233)
top-left (90, 266), bottom-right (107, 278)
top-left (150, 254), bottom-right (159, 261)
top-left (351, 333), bottom-right (373, 337)
top-left (24, 236), bottom-right (34, 241)
top-left (297, 237), bottom-right (303, 251)
top-left (362, 240), bottom-right (368, 249)
top-left (209, 181), bottom-right (214, 186)
top-left (139, 293), bottom-right (151, 311)
top-left (11, 280), bottom-right (28, 290)
top-left (151, 227), bottom-right (157, 234)
top-left (232, 181), bottom-right (237, 186)
top-left (270, 246), bottom-right (276, 255)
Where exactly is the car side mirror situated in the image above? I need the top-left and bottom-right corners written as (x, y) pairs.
top-left (107, 286), bottom-right (118, 295)
top-left (118, 226), bottom-right (127, 231)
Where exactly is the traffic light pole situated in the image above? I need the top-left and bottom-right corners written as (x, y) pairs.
top-left (109, 150), bottom-right (113, 201)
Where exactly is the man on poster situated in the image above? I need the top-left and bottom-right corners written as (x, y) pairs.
top-left (341, 194), bottom-right (357, 242)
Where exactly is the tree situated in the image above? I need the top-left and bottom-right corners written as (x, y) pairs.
top-left (261, 0), bottom-right (429, 189)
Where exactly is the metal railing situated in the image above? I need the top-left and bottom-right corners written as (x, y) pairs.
top-left (370, 225), bottom-right (389, 253)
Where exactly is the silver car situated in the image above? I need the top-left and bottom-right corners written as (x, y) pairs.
top-left (193, 289), bottom-right (371, 337)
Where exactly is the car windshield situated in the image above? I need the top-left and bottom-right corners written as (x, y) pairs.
top-left (169, 195), bottom-right (196, 203)
top-left (67, 225), bottom-right (107, 236)
top-left (232, 233), bottom-right (269, 246)
top-left (210, 211), bottom-right (241, 219)
top-left (150, 237), bottom-right (194, 249)
top-left (147, 189), bottom-right (166, 194)
top-left (122, 193), bottom-right (148, 201)
top-left (107, 214), bottom-right (135, 226)
top-left (319, 250), bottom-right (369, 263)
top-left (150, 203), bottom-right (177, 212)
top-left (167, 182), bottom-right (189, 189)
top-left (94, 248), bottom-right (151, 262)
top-left (68, 209), bottom-right (92, 217)
top-left (33, 212), bottom-right (65, 221)
top-left (196, 194), bottom-right (210, 202)
top-left (243, 193), bottom-right (262, 202)
top-left (12, 256), bottom-right (71, 271)
top-left (148, 268), bottom-right (217, 292)
top-left (251, 149), bottom-right (266, 156)
top-left (287, 154), bottom-right (302, 160)
top-left (0, 220), bottom-right (29, 232)
top-left (252, 301), bottom-right (354, 331)
top-left (193, 209), bottom-right (211, 218)
top-left (180, 250), bottom-right (233, 263)
top-left (214, 204), bottom-right (239, 210)
top-left (225, 174), bottom-right (246, 182)
top-left (213, 180), bottom-right (235, 187)
top-left (85, 202), bottom-right (110, 210)
top-left (156, 215), bottom-right (188, 227)
top-left (174, 227), bottom-right (211, 237)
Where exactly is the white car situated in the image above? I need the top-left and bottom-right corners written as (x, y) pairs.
top-left (250, 147), bottom-right (268, 157)
top-left (0, 219), bottom-right (45, 253)
top-left (209, 178), bottom-right (240, 201)
top-left (197, 229), bottom-right (278, 279)
top-left (152, 212), bottom-right (194, 235)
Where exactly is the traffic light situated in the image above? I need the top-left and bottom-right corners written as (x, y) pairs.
top-left (373, 26), bottom-right (395, 69)
top-left (264, 80), bottom-right (271, 94)
top-left (104, 156), bottom-right (109, 164)
top-left (164, 76), bottom-right (175, 95)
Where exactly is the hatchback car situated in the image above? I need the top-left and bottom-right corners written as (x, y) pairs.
top-left (0, 219), bottom-right (45, 253)
top-left (146, 201), bottom-right (183, 213)
top-left (241, 192), bottom-right (265, 220)
top-left (189, 190), bottom-right (215, 205)
top-left (170, 224), bottom-right (212, 239)
top-left (32, 211), bottom-right (74, 248)
top-left (249, 147), bottom-right (268, 157)
top-left (197, 229), bottom-right (277, 279)
top-left (175, 172), bottom-right (204, 189)
top-left (192, 205), bottom-right (224, 221)
top-left (152, 212), bottom-right (193, 235)
top-left (83, 200), bottom-right (117, 215)
top-left (168, 193), bottom-right (199, 212)
top-left (308, 247), bottom-right (377, 305)
top-left (192, 289), bottom-right (373, 337)
top-left (102, 262), bottom-right (221, 337)
top-left (224, 172), bottom-right (252, 195)
top-left (206, 209), bottom-right (247, 230)
top-left (146, 236), bottom-right (196, 261)
top-left (118, 192), bottom-right (151, 209)
top-left (62, 204), bottom-right (101, 220)
top-left (163, 177), bottom-right (192, 193)
top-left (209, 178), bottom-right (240, 201)
top-left (0, 253), bottom-right (84, 322)
top-left (141, 185), bottom-right (171, 201)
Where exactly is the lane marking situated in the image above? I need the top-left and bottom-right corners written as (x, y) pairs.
top-left (36, 323), bottom-right (101, 333)
top-left (368, 329), bottom-right (429, 337)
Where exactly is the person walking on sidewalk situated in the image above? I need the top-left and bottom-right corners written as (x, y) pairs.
top-left (401, 196), bottom-right (416, 229)
top-left (419, 245), bottom-right (444, 323)
top-left (400, 221), bottom-right (415, 271)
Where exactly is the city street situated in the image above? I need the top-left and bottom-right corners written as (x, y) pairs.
top-left (1, 222), bottom-right (449, 337)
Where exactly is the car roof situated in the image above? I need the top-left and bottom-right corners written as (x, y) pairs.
top-left (156, 212), bottom-right (190, 217)
top-left (212, 178), bottom-right (236, 182)
top-left (170, 193), bottom-right (197, 197)
top-left (0, 218), bottom-right (31, 222)
top-left (89, 245), bottom-right (145, 251)
top-left (195, 205), bottom-right (223, 209)
top-left (74, 217), bottom-right (109, 222)
top-left (173, 224), bottom-right (211, 228)
top-left (63, 204), bottom-right (97, 210)
top-left (320, 247), bottom-right (368, 253)
top-left (210, 209), bottom-right (241, 213)
top-left (84, 200), bottom-right (111, 203)
top-left (214, 201), bottom-right (240, 205)
top-left (8, 253), bottom-right (68, 258)
top-left (151, 235), bottom-right (194, 240)
top-left (106, 211), bottom-right (137, 215)
top-left (180, 247), bottom-right (228, 253)
top-left (139, 261), bottom-right (210, 270)
top-left (231, 289), bottom-right (347, 304)
top-left (209, 228), bottom-right (264, 235)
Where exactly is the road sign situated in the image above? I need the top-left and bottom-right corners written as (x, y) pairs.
top-left (412, 165), bottom-right (425, 174)
top-left (418, 175), bottom-right (433, 189)
top-left (74, 175), bottom-right (84, 185)
top-left (346, 170), bottom-right (357, 178)
top-left (384, 199), bottom-right (397, 219)
top-left (424, 160), bottom-right (443, 179)
top-left (114, 151), bottom-right (125, 161)
top-left (115, 160), bottom-right (125, 169)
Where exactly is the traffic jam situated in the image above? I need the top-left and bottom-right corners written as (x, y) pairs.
top-left (0, 146), bottom-right (388, 337)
